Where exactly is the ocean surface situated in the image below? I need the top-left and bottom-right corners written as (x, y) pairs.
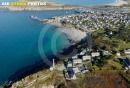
top-left (49, 0), bottom-right (115, 6)
top-left (0, 10), bottom-right (76, 85)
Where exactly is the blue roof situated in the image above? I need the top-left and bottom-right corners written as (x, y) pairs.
top-left (67, 67), bottom-right (74, 77)
top-left (123, 58), bottom-right (130, 66)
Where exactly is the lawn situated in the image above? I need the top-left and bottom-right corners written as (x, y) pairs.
top-left (119, 41), bottom-right (130, 49)
top-left (92, 30), bottom-right (105, 36)
top-left (108, 60), bottom-right (123, 70)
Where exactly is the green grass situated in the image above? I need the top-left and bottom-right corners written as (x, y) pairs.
top-left (102, 36), bottom-right (110, 41)
top-left (119, 41), bottom-right (130, 49)
top-left (92, 30), bottom-right (105, 36)
top-left (108, 60), bottom-right (123, 70)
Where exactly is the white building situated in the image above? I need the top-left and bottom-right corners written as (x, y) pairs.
top-left (102, 51), bottom-right (108, 56)
top-left (91, 52), bottom-right (100, 57)
top-left (116, 52), bottom-right (121, 56)
top-left (81, 69), bottom-right (89, 73)
top-left (67, 63), bottom-right (73, 67)
top-left (49, 59), bottom-right (55, 71)
top-left (82, 56), bottom-right (91, 61)
top-left (73, 59), bottom-right (82, 64)
top-left (72, 67), bottom-right (80, 73)
top-left (79, 50), bottom-right (86, 55)
top-left (124, 49), bottom-right (130, 54)
top-left (72, 55), bottom-right (78, 59)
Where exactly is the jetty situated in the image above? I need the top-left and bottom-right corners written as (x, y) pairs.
top-left (31, 15), bottom-right (48, 22)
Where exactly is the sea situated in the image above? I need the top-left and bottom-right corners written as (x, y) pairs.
top-left (49, 0), bottom-right (115, 6)
top-left (0, 10), bottom-right (76, 85)
top-left (0, 0), bottom-right (116, 85)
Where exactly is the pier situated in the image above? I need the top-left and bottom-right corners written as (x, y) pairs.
top-left (30, 15), bottom-right (48, 22)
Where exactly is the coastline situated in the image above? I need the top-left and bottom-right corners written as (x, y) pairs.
top-left (108, 0), bottom-right (128, 6)
top-left (0, 6), bottom-right (83, 11)
top-left (31, 15), bottom-right (88, 43)
top-left (0, 0), bottom-right (130, 87)
top-left (0, 1), bottom-right (84, 11)
top-left (0, 0), bottom-right (128, 11)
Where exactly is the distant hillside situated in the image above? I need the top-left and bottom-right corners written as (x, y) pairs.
top-left (20, 0), bottom-right (49, 1)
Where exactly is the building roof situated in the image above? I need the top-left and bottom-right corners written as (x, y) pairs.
top-left (73, 59), bottom-right (82, 62)
top-left (72, 55), bottom-right (78, 59)
top-left (91, 52), bottom-right (100, 57)
top-left (82, 56), bottom-right (91, 60)
top-left (102, 51), bottom-right (108, 56)
top-left (67, 67), bottom-right (74, 78)
top-left (124, 49), bottom-right (130, 53)
top-left (123, 57), bottom-right (130, 66)
top-left (72, 67), bottom-right (80, 73)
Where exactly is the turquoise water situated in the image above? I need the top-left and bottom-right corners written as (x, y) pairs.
top-left (50, 0), bottom-right (115, 6)
top-left (0, 10), bottom-right (75, 84)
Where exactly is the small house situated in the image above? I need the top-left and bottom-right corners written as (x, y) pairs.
top-left (80, 64), bottom-right (89, 73)
top-left (67, 62), bottom-right (73, 67)
top-left (79, 50), bottom-right (86, 56)
top-left (124, 49), bottom-right (130, 54)
top-left (91, 52), bottom-right (100, 57)
top-left (73, 59), bottom-right (82, 64)
top-left (82, 56), bottom-right (91, 61)
top-left (67, 67), bottom-right (76, 80)
top-left (72, 55), bottom-right (78, 59)
top-left (102, 51), bottom-right (108, 56)
top-left (116, 52), bottom-right (121, 56)
top-left (123, 57), bottom-right (130, 69)
top-left (72, 67), bottom-right (80, 73)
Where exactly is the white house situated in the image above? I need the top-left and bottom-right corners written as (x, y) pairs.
top-left (79, 50), bottom-right (86, 55)
top-left (81, 69), bottom-right (89, 73)
top-left (72, 67), bottom-right (80, 73)
top-left (116, 52), bottom-right (121, 56)
top-left (73, 59), bottom-right (82, 64)
top-left (82, 56), bottom-right (91, 61)
top-left (67, 63), bottom-right (73, 67)
top-left (72, 55), bottom-right (78, 59)
top-left (102, 51), bottom-right (108, 56)
top-left (91, 52), bottom-right (100, 57)
top-left (124, 49), bottom-right (130, 54)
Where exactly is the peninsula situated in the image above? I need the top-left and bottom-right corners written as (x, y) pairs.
top-left (1, 0), bottom-right (130, 88)
top-left (8, 8), bottom-right (130, 88)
